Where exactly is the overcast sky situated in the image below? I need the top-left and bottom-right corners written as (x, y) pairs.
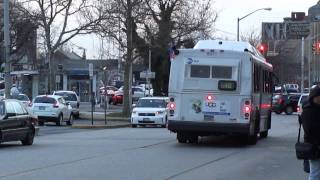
top-left (71, 0), bottom-right (319, 59)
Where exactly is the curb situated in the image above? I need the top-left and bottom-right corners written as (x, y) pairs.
top-left (71, 123), bottom-right (130, 129)
top-left (79, 114), bottom-right (130, 121)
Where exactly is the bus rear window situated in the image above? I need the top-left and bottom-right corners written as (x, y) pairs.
top-left (190, 65), bottom-right (210, 78)
top-left (212, 66), bottom-right (232, 79)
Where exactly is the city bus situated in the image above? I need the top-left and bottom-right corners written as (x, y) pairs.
top-left (167, 40), bottom-right (273, 145)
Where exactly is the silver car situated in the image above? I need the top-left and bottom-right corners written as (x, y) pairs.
top-left (53, 91), bottom-right (80, 118)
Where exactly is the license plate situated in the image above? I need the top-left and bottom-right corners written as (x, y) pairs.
top-left (202, 100), bottom-right (230, 115)
top-left (39, 106), bottom-right (45, 110)
top-left (143, 118), bottom-right (150, 121)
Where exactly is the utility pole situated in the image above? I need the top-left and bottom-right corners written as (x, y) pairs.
top-left (301, 37), bottom-right (305, 93)
top-left (3, 0), bottom-right (12, 98)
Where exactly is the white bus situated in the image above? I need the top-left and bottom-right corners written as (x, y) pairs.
top-left (167, 40), bottom-right (273, 145)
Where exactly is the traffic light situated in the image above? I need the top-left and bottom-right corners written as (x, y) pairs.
top-left (258, 44), bottom-right (268, 56)
top-left (312, 42), bottom-right (320, 55)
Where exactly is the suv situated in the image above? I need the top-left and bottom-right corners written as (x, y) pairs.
top-left (272, 93), bottom-right (301, 115)
top-left (30, 95), bottom-right (73, 126)
top-left (53, 91), bottom-right (80, 118)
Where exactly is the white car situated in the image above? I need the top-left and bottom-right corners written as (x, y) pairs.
top-left (131, 97), bottom-right (169, 128)
top-left (29, 95), bottom-right (73, 126)
top-left (297, 93), bottom-right (309, 115)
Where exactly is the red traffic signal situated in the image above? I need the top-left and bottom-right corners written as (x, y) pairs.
top-left (312, 42), bottom-right (320, 54)
top-left (258, 44), bottom-right (268, 55)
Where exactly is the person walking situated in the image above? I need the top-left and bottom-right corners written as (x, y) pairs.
top-left (301, 85), bottom-right (320, 180)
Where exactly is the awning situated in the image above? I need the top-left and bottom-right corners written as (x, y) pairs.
top-left (10, 70), bottom-right (39, 75)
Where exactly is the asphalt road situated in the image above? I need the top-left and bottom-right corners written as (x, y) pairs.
top-left (0, 113), bottom-right (307, 180)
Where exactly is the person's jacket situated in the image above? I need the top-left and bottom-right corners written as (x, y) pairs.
top-left (301, 86), bottom-right (320, 145)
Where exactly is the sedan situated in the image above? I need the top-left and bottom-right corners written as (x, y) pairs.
top-left (131, 97), bottom-right (169, 128)
top-left (0, 99), bottom-right (35, 146)
top-left (29, 95), bottom-right (73, 126)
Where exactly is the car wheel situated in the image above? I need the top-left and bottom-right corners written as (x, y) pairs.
top-left (56, 115), bottom-right (63, 126)
top-left (285, 106), bottom-right (294, 115)
top-left (67, 114), bottom-right (74, 126)
top-left (177, 132), bottom-right (187, 143)
top-left (21, 130), bottom-right (34, 146)
top-left (260, 130), bottom-right (268, 138)
top-left (274, 110), bottom-right (282, 114)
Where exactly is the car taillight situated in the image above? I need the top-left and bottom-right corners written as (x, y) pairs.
top-left (278, 98), bottom-right (284, 104)
top-left (53, 103), bottom-right (59, 108)
top-left (31, 117), bottom-right (38, 126)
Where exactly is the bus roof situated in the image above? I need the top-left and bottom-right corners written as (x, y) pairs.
top-left (191, 40), bottom-right (272, 70)
top-left (194, 40), bottom-right (255, 52)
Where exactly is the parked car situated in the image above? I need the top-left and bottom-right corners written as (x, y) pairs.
top-left (29, 95), bottom-right (73, 126)
top-left (99, 86), bottom-right (118, 96)
top-left (110, 86), bottom-right (145, 105)
top-left (131, 97), bottom-right (169, 128)
top-left (0, 99), bottom-right (35, 145)
top-left (297, 93), bottom-right (309, 115)
top-left (53, 91), bottom-right (80, 118)
top-left (272, 93), bottom-right (300, 115)
top-left (12, 93), bottom-right (31, 107)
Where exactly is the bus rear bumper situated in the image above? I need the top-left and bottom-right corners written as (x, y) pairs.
top-left (167, 120), bottom-right (250, 135)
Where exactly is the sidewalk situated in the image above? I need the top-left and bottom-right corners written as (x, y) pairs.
top-left (72, 111), bottom-right (131, 129)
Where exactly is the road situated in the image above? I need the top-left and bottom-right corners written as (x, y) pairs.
top-left (0, 114), bottom-right (307, 180)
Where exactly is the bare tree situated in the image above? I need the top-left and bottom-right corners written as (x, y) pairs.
top-left (143, 0), bottom-right (217, 95)
top-left (21, 0), bottom-right (105, 93)
top-left (240, 29), bottom-right (261, 47)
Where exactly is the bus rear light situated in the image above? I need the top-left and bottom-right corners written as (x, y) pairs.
top-left (169, 110), bottom-right (175, 116)
top-left (297, 107), bottom-right (300, 112)
top-left (169, 97), bottom-right (175, 102)
top-left (245, 113), bottom-right (250, 118)
top-left (206, 95), bottom-right (214, 101)
top-left (168, 102), bottom-right (176, 110)
top-left (244, 106), bottom-right (251, 113)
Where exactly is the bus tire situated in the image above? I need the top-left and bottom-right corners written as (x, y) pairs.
top-left (247, 134), bottom-right (258, 145)
top-left (188, 135), bottom-right (198, 144)
top-left (177, 132), bottom-right (187, 143)
top-left (260, 130), bottom-right (268, 138)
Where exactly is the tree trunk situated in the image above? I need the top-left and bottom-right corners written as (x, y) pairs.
top-left (47, 52), bottom-right (55, 94)
top-left (122, 62), bottom-right (131, 117)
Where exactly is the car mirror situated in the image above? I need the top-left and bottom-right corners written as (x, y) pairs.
top-left (132, 104), bottom-right (136, 108)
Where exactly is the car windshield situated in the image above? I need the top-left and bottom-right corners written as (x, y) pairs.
top-left (55, 93), bottom-right (77, 101)
top-left (34, 97), bottom-right (56, 104)
top-left (137, 99), bottom-right (166, 108)
top-left (15, 94), bottom-right (29, 101)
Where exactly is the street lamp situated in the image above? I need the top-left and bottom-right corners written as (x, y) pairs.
top-left (237, 8), bottom-right (272, 41)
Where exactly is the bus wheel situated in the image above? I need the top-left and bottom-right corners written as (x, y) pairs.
top-left (177, 133), bottom-right (187, 143)
top-left (247, 134), bottom-right (258, 145)
top-left (188, 135), bottom-right (198, 144)
top-left (260, 131), bottom-right (268, 138)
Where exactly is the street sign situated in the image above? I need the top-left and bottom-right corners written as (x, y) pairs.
top-left (89, 63), bottom-right (93, 77)
top-left (140, 70), bottom-right (155, 79)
